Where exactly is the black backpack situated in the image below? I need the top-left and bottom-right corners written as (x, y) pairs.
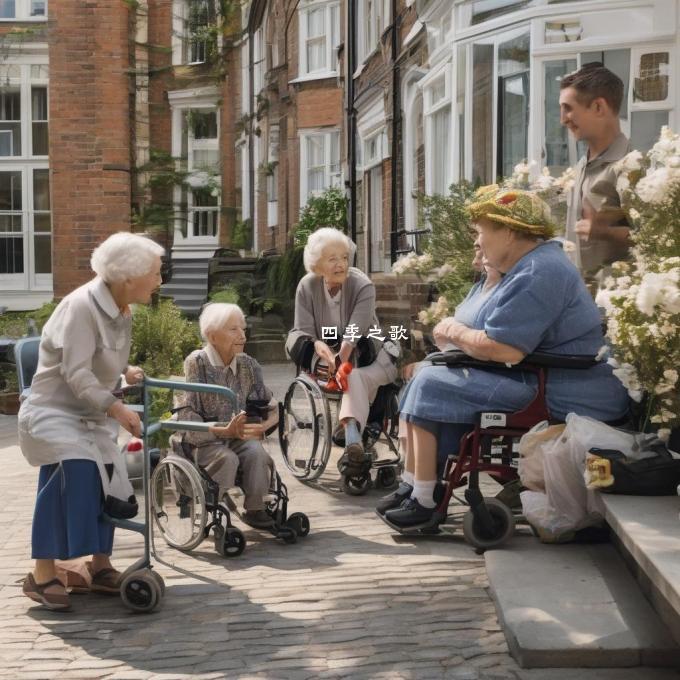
top-left (590, 440), bottom-right (680, 496)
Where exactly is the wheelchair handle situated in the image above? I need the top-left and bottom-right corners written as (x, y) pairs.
top-left (143, 377), bottom-right (238, 408)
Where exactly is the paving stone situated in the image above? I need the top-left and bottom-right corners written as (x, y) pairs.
top-left (0, 391), bottom-right (668, 679)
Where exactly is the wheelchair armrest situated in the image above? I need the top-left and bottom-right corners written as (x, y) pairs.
top-left (425, 349), bottom-right (599, 371)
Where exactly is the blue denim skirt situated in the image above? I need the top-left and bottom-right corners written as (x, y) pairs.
top-left (31, 459), bottom-right (115, 560)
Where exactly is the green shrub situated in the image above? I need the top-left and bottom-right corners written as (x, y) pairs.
top-left (293, 186), bottom-right (348, 249)
top-left (209, 284), bottom-right (240, 305)
top-left (0, 365), bottom-right (18, 393)
top-left (0, 301), bottom-right (58, 339)
top-left (129, 299), bottom-right (201, 378)
top-left (129, 299), bottom-right (201, 448)
top-left (417, 181), bottom-right (478, 310)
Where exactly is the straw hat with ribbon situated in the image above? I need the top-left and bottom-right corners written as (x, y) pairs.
top-left (467, 184), bottom-right (556, 239)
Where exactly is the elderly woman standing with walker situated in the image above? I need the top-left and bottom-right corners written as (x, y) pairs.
top-left (18, 232), bottom-right (164, 610)
top-left (286, 227), bottom-right (399, 475)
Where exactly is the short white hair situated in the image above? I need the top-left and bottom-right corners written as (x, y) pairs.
top-left (303, 227), bottom-right (356, 274)
top-left (199, 303), bottom-right (246, 341)
top-left (90, 232), bottom-right (165, 283)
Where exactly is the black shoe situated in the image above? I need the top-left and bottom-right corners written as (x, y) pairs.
top-left (384, 497), bottom-right (437, 528)
top-left (242, 509), bottom-right (275, 529)
top-left (376, 482), bottom-right (413, 515)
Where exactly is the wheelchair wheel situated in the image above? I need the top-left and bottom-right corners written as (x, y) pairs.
top-left (462, 498), bottom-right (515, 551)
top-left (280, 376), bottom-right (332, 481)
top-left (120, 568), bottom-right (163, 614)
top-left (216, 527), bottom-right (246, 557)
top-left (341, 472), bottom-right (371, 496)
top-left (151, 455), bottom-right (207, 552)
top-left (285, 512), bottom-right (310, 538)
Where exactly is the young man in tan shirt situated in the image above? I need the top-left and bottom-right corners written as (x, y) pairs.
top-left (559, 63), bottom-right (632, 282)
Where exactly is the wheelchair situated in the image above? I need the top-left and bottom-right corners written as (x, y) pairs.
top-left (150, 431), bottom-right (310, 557)
top-left (379, 350), bottom-right (610, 551)
top-left (278, 369), bottom-right (402, 495)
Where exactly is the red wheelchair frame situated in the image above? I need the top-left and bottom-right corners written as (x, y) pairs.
top-left (382, 350), bottom-right (600, 551)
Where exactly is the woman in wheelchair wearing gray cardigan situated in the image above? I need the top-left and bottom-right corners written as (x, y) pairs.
top-left (380, 187), bottom-right (629, 528)
top-left (173, 303), bottom-right (277, 529)
top-left (286, 228), bottom-right (399, 474)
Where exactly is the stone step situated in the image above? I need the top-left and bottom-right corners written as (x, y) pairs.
top-left (485, 536), bottom-right (680, 668)
top-left (602, 494), bottom-right (680, 645)
top-left (161, 283), bottom-right (207, 293)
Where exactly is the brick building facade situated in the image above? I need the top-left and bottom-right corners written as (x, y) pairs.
top-left (2, 0), bottom-right (679, 316)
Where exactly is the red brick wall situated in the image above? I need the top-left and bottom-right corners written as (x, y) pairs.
top-left (49, 1), bottom-right (132, 297)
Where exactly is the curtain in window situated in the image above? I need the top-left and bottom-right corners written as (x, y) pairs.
top-left (307, 136), bottom-right (325, 193)
top-left (306, 7), bottom-right (326, 73)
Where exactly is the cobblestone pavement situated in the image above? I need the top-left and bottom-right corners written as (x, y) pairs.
top-left (0, 363), bottom-right (676, 680)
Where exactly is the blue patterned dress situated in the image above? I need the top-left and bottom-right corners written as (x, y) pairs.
top-left (400, 241), bottom-right (628, 454)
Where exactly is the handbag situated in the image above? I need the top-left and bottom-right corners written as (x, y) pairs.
top-left (586, 440), bottom-right (680, 496)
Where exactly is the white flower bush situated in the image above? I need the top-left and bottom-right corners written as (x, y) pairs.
top-left (596, 128), bottom-right (680, 438)
top-left (503, 161), bottom-right (574, 234)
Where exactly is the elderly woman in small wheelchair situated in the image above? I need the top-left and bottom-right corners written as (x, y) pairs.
top-left (283, 227), bottom-right (401, 493)
top-left (378, 186), bottom-right (629, 539)
top-left (155, 302), bottom-right (308, 555)
top-left (18, 232), bottom-right (163, 610)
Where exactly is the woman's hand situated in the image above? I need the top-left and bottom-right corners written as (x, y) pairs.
top-left (124, 365), bottom-right (144, 385)
top-left (338, 340), bottom-right (354, 364)
top-left (314, 340), bottom-right (336, 367)
top-left (209, 412), bottom-right (246, 440)
top-left (107, 400), bottom-right (142, 438)
top-left (433, 318), bottom-right (461, 351)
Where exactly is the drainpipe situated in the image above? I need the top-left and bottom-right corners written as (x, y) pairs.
top-left (248, 27), bottom-right (255, 239)
top-left (346, 0), bottom-right (357, 243)
top-left (389, 0), bottom-right (400, 265)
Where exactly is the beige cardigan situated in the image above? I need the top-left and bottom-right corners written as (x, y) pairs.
top-left (286, 268), bottom-right (382, 369)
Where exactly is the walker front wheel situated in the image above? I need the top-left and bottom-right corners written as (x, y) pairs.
top-left (120, 569), bottom-right (163, 613)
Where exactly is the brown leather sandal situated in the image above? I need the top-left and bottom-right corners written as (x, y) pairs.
top-left (86, 563), bottom-right (122, 595)
top-left (22, 573), bottom-right (71, 611)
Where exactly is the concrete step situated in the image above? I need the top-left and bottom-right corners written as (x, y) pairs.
top-left (602, 494), bottom-right (680, 645)
top-left (160, 283), bottom-right (207, 294)
top-left (485, 536), bottom-right (680, 668)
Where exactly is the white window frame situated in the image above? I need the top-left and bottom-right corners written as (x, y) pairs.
top-left (169, 87), bottom-right (221, 246)
top-left (361, 128), bottom-right (386, 171)
top-left (0, 60), bottom-right (50, 294)
top-left (422, 60), bottom-right (454, 196)
top-left (358, 0), bottom-right (391, 63)
top-left (299, 129), bottom-right (342, 209)
top-left (0, 0), bottom-right (47, 21)
top-left (266, 124), bottom-right (279, 227)
top-left (172, 0), bottom-right (221, 67)
top-left (531, 37), bottom-right (677, 176)
top-left (401, 67), bottom-right (426, 243)
top-left (457, 24), bottom-right (530, 183)
top-left (297, 0), bottom-right (340, 81)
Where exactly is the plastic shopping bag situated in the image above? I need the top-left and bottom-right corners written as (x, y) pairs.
top-left (518, 421), bottom-right (565, 492)
top-left (521, 414), bottom-right (650, 542)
